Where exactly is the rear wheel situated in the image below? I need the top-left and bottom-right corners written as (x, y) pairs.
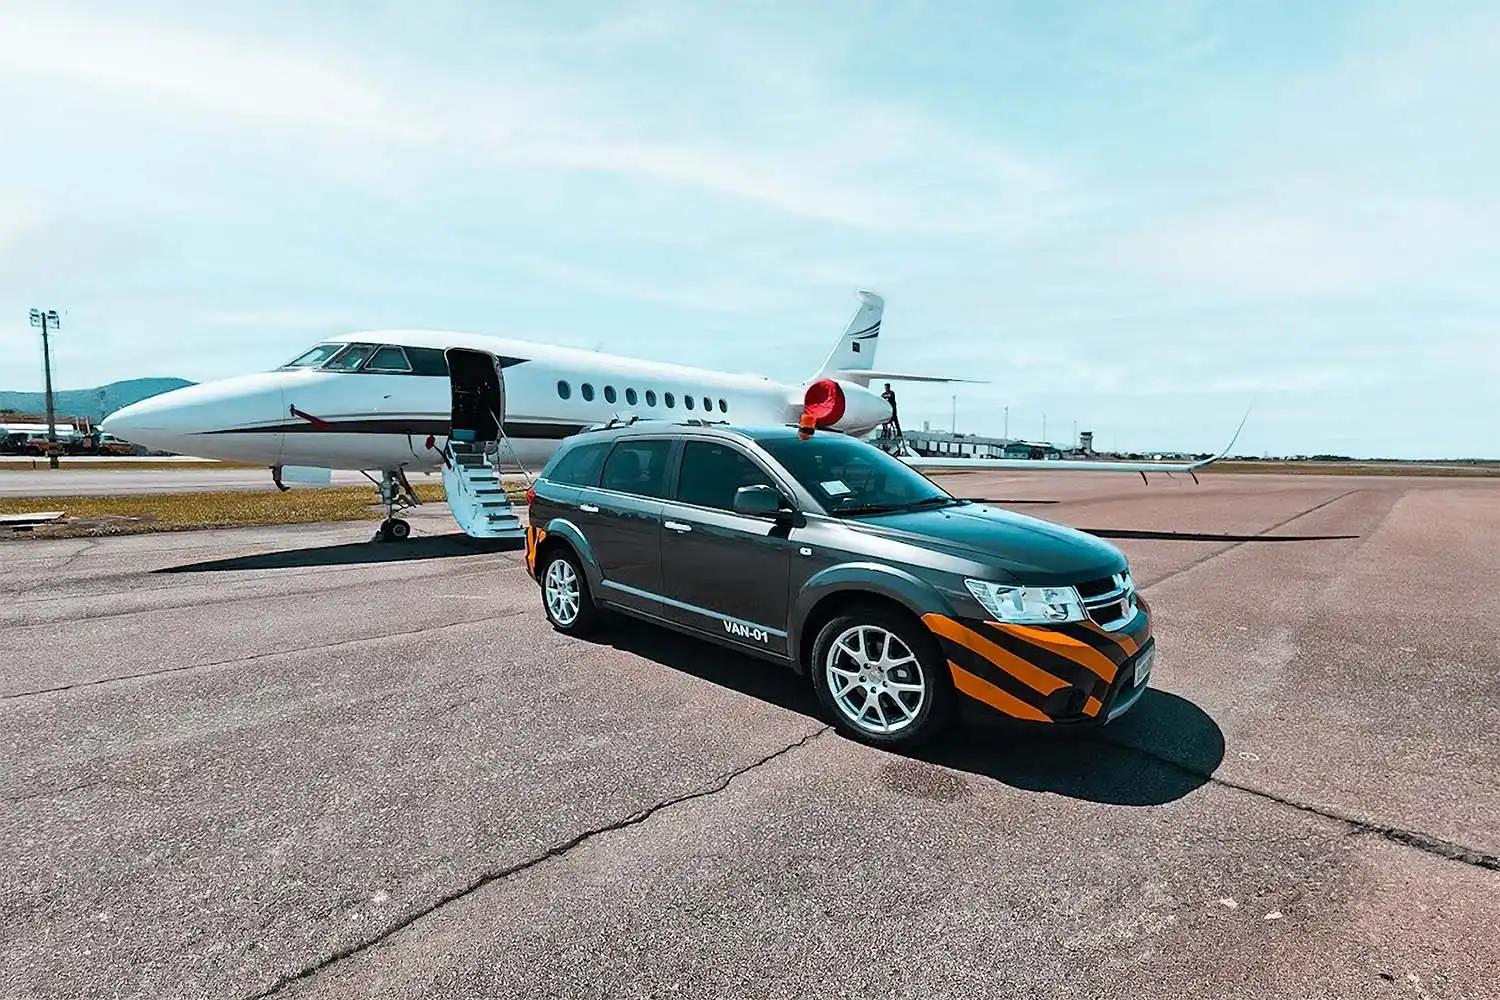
top-left (810, 606), bottom-right (952, 748)
top-left (540, 549), bottom-right (601, 635)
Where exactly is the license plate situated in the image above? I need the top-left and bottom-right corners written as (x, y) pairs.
top-left (1133, 648), bottom-right (1153, 686)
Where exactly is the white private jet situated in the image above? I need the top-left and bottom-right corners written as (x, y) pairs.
top-left (103, 291), bottom-right (1237, 541)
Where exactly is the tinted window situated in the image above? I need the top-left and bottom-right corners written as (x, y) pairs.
top-left (545, 441), bottom-right (608, 487)
top-left (284, 344), bottom-right (343, 368)
top-left (604, 385), bottom-right (617, 404)
top-left (677, 441), bottom-right (776, 511)
top-left (702, 396), bottom-right (712, 412)
top-left (718, 398), bottom-right (728, 413)
top-left (664, 392), bottom-right (675, 408)
top-left (557, 380), bottom-right (571, 399)
top-left (365, 346), bottom-right (412, 372)
top-left (645, 390), bottom-right (657, 406)
top-left (684, 394), bottom-right (695, 410)
top-left (625, 388), bottom-right (638, 405)
top-left (600, 439), bottom-right (672, 498)
top-left (581, 383), bottom-right (595, 401)
top-left (759, 434), bottom-right (956, 515)
top-left (407, 347), bottom-right (449, 376)
top-left (324, 344), bottom-right (376, 371)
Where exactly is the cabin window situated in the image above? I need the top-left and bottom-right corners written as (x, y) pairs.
top-left (664, 392), bottom-right (676, 408)
top-left (718, 398), bottom-right (728, 413)
top-left (557, 381), bottom-right (571, 400)
top-left (684, 395), bottom-right (695, 410)
top-left (323, 344), bottom-right (377, 371)
top-left (702, 396), bottom-right (712, 412)
top-left (625, 388), bottom-right (638, 405)
top-left (364, 346), bottom-right (413, 372)
top-left (604, 385), bottom-right (617, 404)
top-left (645, 390), bottom-right (657, 406)
top-left (581, 383), bottom-right (595, 401)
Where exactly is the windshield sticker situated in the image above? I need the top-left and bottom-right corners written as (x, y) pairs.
top-left (821, 479), bottom-right (852, 496)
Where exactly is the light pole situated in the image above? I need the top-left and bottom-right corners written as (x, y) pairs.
top-left (28, 308), bottom-right (61, 469)
top-left (950, 394), bottom-right (956, 434)
top-left (1003, 405), bottom-right (1009, 439)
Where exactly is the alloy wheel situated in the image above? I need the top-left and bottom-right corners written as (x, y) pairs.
top-left (544, 558), bottom-right (580, 626)
top-left (824, 624), bottom-right (926, 735)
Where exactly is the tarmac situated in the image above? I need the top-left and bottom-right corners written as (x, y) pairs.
top-left (2, 472), bottom-right (1497, 999)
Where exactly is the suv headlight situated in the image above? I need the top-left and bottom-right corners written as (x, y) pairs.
top-left (964, 580), bottom-right (1086, 624)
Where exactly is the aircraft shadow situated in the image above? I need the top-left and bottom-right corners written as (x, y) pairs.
top-left (588, 616), bottom-right (1222, 807)
top-left (155, 534), bottom-right (521, 573)
top-left (1079, 528), bottom-right (1358, 543)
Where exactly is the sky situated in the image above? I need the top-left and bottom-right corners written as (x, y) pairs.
top-left (1, 1), bottom-right (1497, 459)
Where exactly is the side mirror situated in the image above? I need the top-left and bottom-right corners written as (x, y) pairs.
top-left (732, 484), bottom-right (789, 518)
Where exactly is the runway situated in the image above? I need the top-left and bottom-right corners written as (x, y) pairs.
top-left (2, 473), bottom-right (1497, 999)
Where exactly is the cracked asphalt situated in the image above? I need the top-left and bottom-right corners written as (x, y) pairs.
top-left (2, 472), bottom-right (1498, 999)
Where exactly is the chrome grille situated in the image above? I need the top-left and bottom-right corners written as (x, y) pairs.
top-left (1079, 571), bottom-right (1137, 631)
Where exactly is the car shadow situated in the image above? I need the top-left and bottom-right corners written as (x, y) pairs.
top-left (587, 616), bottom-right (1223, 806)
top-left (154, 534), bottom-right (521, 573)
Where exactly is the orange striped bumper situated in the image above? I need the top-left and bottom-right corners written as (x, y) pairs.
top-left (524, 525), bottom-right (547, 576)
top-left (922, 598), bottom-right (1153, 724)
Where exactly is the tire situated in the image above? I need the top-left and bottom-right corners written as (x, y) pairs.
top-left (539, 549), bottom-right (602, 636)
top-left (810, 605), bottom-right (953, 748)
top-left (387, 518), bottom-right (411, 541)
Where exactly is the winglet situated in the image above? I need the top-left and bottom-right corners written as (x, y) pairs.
top-left (1188, 407), bottom-right (1251, 471)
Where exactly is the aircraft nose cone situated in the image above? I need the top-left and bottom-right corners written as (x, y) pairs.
top-left (101, 374), bottom-right (286, 461)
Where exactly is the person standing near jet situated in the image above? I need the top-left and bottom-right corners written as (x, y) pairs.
top-left (881, 382), bottom-right (903, 438)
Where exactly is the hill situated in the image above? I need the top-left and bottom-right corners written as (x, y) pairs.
top-left (0, 378), bottom-right (194, 421)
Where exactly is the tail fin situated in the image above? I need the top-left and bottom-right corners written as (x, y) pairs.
top-left (815, 290), bottom-right (883, 378)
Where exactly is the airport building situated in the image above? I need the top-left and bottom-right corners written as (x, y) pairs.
top-left (903, 429), bottom-right (1066, 461)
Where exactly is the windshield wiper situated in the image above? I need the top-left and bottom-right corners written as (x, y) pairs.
top-left (905, 496), bottom-right (965, 510)
top-left (832, 502), bottom-right (909, 517)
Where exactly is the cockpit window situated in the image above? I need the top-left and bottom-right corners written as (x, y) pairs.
top-left (323, 344), bottom-right (377, 371)
top-left (364, 346), bottom-right (413, 372)
top-left (284, 344), bottom-right (344, 368)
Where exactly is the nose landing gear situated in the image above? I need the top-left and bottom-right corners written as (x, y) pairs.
top-left (369, 468), bottom-right (420, 542)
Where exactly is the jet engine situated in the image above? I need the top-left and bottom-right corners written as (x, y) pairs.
top-left (798, 378), bottom-right (892, 435)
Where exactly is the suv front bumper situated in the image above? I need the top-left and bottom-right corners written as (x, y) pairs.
top-left (921, 598), bottom-right (1153, 726)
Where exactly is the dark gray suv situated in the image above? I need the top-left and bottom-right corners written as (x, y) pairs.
top-left (525, 422), bottom-right (1154, 747)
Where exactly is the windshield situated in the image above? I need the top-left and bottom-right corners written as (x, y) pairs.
top-left (322, 344), bottom-right (377, 371)
top-left (759, 434), bottom-right (962, 515)
top-left (283, 344), bottom-right (344, 368)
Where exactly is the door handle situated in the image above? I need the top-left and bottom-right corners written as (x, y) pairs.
top-left (579, 503), bottom-right (599, 513)
top-left (664, 520), bottom-right (692, 533)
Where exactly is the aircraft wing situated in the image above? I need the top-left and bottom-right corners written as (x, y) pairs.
top-left (903, 455), bottom-right (1219, 474)
top-left (899, 411), bottom-right (1249, 479)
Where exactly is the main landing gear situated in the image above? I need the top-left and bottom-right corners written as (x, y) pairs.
top-left (369, 468), bottom-right (420, 542)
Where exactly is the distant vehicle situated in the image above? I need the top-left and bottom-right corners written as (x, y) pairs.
top-left (5, 428), bottom-right (84, 456)
top-left (525, 422), bottom-right (1154, 747)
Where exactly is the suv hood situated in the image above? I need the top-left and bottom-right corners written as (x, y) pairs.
top-left (850, 503), bottom-right (1126, 582)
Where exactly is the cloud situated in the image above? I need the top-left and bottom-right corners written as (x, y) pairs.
top-left (0, 7), bottom-right (430, 140)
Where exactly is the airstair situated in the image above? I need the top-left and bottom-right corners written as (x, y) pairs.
top-left (442, 436), bottom-right (525, 541)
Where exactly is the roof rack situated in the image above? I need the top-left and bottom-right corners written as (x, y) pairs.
top-left (580, 416), bottom-right (732, 433)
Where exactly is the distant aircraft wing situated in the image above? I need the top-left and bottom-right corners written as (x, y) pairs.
top-left (837, 369), bottom-right (987, 384)
top-left (899, 411), bottom-right (1249, 479)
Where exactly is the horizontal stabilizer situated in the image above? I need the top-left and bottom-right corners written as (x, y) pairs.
top-left (838, 369), bottom-right (987, 385)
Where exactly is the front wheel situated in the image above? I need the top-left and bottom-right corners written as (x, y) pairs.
top-left (539, 550), bottom-right (602, 635)
top-left (810, 606), bottom-right (952, 748)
